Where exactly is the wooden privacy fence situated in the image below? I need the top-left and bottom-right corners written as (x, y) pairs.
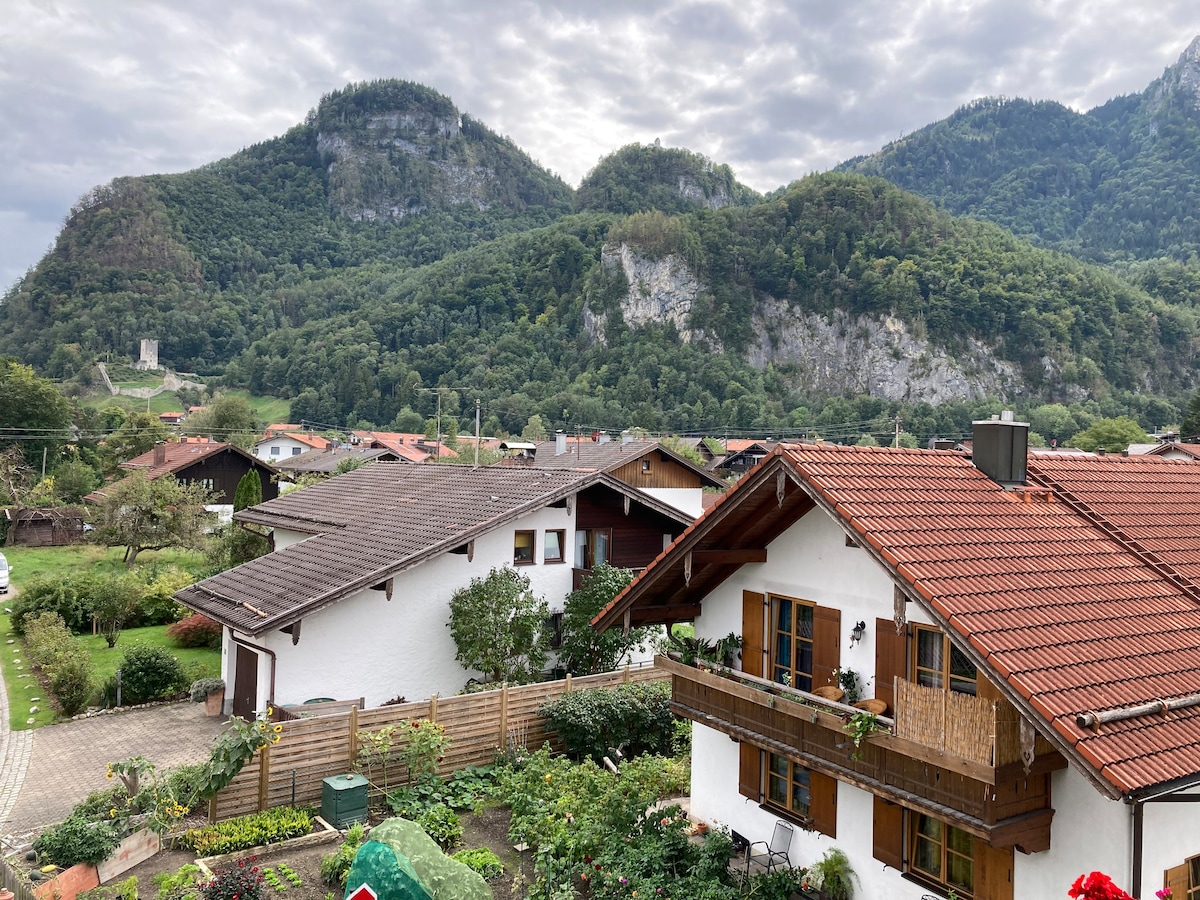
top-left (1, 854), bottom-right (37, 900)
top-left (210, 664), bottom-right (666, 821)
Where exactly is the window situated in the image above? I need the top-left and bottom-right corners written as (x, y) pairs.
top-left (200, 478), bottom-right (215, 491)
top-left (513, 530), bottom-right (535, 564)
top-left (766, 753), bottom-right (811, 819)
top-left (575, 528), bottom-right (610, 569)
top-left (291, 447), bottom-right (302, 455)
top-left (909, 813), bottom-right (974, 897)
top-left (641, 458), bottom-right (652, 473)
top-left (1164, 854), bottom-right (1200, 900)
top-left (270, 446), bottom-right (280, 456)
top-left (544, 530), bottom-right (565, 563)
top-left (913, 625), bottom-right (977, 696)
top-left (772, 595), bottom-right (815, 691)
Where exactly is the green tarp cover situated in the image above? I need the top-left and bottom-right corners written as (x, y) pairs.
top-left (345, 840), bottom-right (431, 900)
top-left (370, 817), bottom-right (492, 900)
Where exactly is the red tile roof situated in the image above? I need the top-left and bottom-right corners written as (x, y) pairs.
top-left (598, 442), bottom-right (1200, 798)
top-left (120, 441), bottom-right (233, 478)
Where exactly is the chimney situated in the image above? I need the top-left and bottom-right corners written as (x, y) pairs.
top-left (555, 431), bottom-right (568, 455)
top-left (598, 433), bottom-right (611, 444)
top-left (621, 431), bottom-right (634, 445)
top-left (153, 442), bottom-right (167, 466)
top-left (971, 411), bottom-right (1028, 485)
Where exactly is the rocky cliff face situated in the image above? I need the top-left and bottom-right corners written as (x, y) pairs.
top-left (594, 243), bottom-right (1020, 403)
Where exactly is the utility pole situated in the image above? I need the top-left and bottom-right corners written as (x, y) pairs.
top-left (893, 416), bottom-right (902, 448)
top-left (474, 398), bottom-right (481, 468)
top-left (435, 390), bottom-right (442, 459)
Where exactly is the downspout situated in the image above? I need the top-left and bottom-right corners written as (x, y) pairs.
top-left (229, 629), bottom-right (278, 713)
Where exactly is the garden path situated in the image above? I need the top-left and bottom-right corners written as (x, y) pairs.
top-left (0, 701), bottom-right (226, 848)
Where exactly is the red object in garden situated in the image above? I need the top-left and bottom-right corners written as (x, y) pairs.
top-left (347, 885), bottom-right (378, 900)
top-left (1068, 872), bottom-right (1134, 900)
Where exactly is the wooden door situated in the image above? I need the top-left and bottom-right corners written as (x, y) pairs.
top-left (233, 644), bottom-right (258, 719)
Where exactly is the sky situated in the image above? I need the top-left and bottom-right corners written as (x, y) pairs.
top-left (3, 0), bottom-right (1200, 291)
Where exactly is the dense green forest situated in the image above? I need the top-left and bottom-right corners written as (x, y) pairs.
top-left (840, 40), bottom-right (1200, 269)
top-left (2, 77), bottom-right (1199, 449)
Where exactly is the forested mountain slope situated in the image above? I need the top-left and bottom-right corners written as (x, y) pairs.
top-left (841, 35), bottom-right (1200, 267)
top-left (1, 80), bottom-right (1197, 442)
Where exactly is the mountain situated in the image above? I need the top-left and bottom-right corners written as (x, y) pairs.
top-left (0, 80), bottom-right (1195, 444)
top-left (841, 35), bottom-right (1200, 266)
top-left (576, 143), bottom-right (761, 215)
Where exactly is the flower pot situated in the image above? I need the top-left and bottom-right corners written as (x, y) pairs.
top-left (204, 687), bottom-right (225, 716)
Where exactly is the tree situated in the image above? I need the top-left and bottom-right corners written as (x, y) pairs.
top-left (104, 413), bottom-right (170, 469)
top-left (207, 470), bottom-right (270, 571)
top-left (95, 471), bottom-right (212, 567)
top-left (558, 564), bottom-right (651, 675)
top-left (53, 458), bottom-right (99, 503)
top-left (521, 415), bottom-right (548, 442)
top-left (87, 574), bottom-right (143, 648)
top-left (1181, 388), bottom-right (1200, 442)
top-left (447, 567), bottom-right (549, 684)
top-left (182, 395), bottom-right (258, 447)
top-left (1067, 416), bottom-right (1150, 453)
top-left (0, 358), bottom-right (73, 468)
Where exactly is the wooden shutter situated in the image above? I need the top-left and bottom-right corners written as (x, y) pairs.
top-left (874, 617), bottom-right (907, 713)
top-left (808, 769), bottom-right (837, 838)
top-left (975, 841), bottom-right (1014, 900)
top-left (871, 796), bottom-right (903, 869)
top-left (742, 590), bottom-right (765, 678)
top-left (1166, 863), bottom-right (1189, 900)
top-left (738, 742), bottom-right (762, 802)
top-left (813, 605), bottom-right (841, 689)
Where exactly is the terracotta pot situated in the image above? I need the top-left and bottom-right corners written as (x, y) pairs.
top-left (204, 688), bottom-right (225, 717)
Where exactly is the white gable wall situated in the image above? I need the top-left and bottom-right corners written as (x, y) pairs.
top-left (640, 487), bottom-right (703, 518)
top-left (254, 435), bottom-right (312, 462)
top-left (241, 503), bottom-right (576, 709)
top-left (686, 502), bottom-right (1153, 898)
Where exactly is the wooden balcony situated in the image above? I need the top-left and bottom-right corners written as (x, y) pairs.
top-left (658, 655), bottom-right (1062, 850)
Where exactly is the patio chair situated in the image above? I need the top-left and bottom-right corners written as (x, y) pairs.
top-left (745, 819), bottom-right (794, 874)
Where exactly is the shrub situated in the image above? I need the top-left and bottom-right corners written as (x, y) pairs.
top-left (51, 648), bottom-right (96, 715)
top-left (200, 860), bottom-right (264, 900)
top-left (451, 848), bottom-right (504, 879)
top-left (24, 611), bottom-right (76, 668)
top-left (119, 645), bottom-right (187, 704)
top-left (319, 822), bottom-right (365, 888)
top-left (33, 814), bottom-right (122, 866)
top-left (78, 875), bottom-right (139, 900)
top-left (11, 576), bottom-right (91, 633)
top-left (540, 681), bottom-right (676, 762)
top-left (415, 803), bottom-right (462, 850)
top-left (152, 864), bottom-right (203, 900)
top-left (134, 567), bottom-right (194, 627)
top-left (180, 807), bottom-right (313, 856)
top-left (168, 614), bottom-right (223, 649)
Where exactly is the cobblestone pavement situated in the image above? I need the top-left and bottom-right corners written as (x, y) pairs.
top-left (1, 701), bottom-right (228, 848)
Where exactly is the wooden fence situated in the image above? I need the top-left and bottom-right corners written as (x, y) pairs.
top-left (209, 664), bottom-right (666, 821)
top-left (0, 854), bottom-right (37, 900)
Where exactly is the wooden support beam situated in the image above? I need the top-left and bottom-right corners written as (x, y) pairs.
top-left (690, 549), bottom-right (767, 565)
top-left (290, 619), bottom-right (301, 645)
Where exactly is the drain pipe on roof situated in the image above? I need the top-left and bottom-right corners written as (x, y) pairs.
top-left (229, 630), bottom-right (278, 714)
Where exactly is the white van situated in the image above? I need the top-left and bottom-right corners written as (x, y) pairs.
top-left (0, 552), bottom-right (9, 594)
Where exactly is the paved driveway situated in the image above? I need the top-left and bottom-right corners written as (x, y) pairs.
top-left (0, 701), bottom-right (228, 845)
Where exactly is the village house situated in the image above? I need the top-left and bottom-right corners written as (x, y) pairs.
top-left (595, 417), bottom-right (1200, 900)
top-left (499, 434), bottom-right (726, 517)
top-left (253, 425), bottom-right (332, 462)
top-left (174, 463), bottom-right (692, 717)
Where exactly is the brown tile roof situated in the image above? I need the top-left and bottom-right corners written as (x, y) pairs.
top-left (1144, 442), bottom-right (1200, 460)
top-left (352, 431), bottom-right (459, 459)
top-left (515, 440), bottom-right (725, 487)
top-left (121, 441), bottom-right (234, 478)
top-left (175, 463), bottom-right (689, 637)
top-left (596, 443), bottom-right (1200, 798)
top-left (274, 447), bottom-right (401, 474)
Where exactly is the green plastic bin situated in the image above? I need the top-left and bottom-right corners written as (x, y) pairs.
top-left (322, 772), bottom-right (369, 827)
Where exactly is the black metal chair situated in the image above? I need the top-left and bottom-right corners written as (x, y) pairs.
top-left (745, 819), bottom-right (794, 874)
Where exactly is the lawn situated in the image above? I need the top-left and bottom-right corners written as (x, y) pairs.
top-left (1, 545), bottom-right (215, 730)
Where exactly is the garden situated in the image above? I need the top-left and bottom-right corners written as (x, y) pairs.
top-left (3, 681), bottom-right (839, 900)
top-left (0, 547), bottom-right (220, 729)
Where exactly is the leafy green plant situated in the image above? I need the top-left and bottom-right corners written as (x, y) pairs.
top-left (152, 864), bottom-right (203, 900)
top-left (197, 710), bottom-right (283, 799)
top-left (450, 848), bottom-right (504, 879)
top-left (276, 865), bottom-right (302, 888)
top-left (806, 847), bottom-right (856, 900)
top-left (448, 566), bottom-right (549, 684)
top-left (260, 868), bottom-right (287, 893)
top-left (842, 711), bottom-right (880, 760)
top-left (78, 875), bottom-right (139, 900)
top-left (179, 807), bottom-right (313, 856)
top-left (415, 803), bottom-right (462, 850)
top-left (834, 667), bottom-right (861, 704)
top-left (189, 678), bottom-right (225, 702)
top-left (540, 680), bottom-right (675, 762)
top-left (320, 822), bottom-right (365, 888)
top-left (33, 814), bottom-right (121, 867)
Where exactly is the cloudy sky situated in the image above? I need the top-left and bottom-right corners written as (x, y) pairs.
top-left (3, 0), bottom-right (1200, 290)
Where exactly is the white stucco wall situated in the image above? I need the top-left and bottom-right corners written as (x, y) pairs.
top-left (640, 487), bottom-right (704, 519)
top-left (237, 504), bottom-right (578, 709)
top-left (254, 435), bottom-right (310, 462)
top-left (686, 502), bottom-right (1156, 899)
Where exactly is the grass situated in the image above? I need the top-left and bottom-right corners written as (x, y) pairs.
top-left (0, 545), bottom-right (214, 730)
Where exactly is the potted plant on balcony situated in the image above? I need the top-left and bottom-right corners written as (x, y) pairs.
top-left (190, 678), bottom-right (225, 716)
